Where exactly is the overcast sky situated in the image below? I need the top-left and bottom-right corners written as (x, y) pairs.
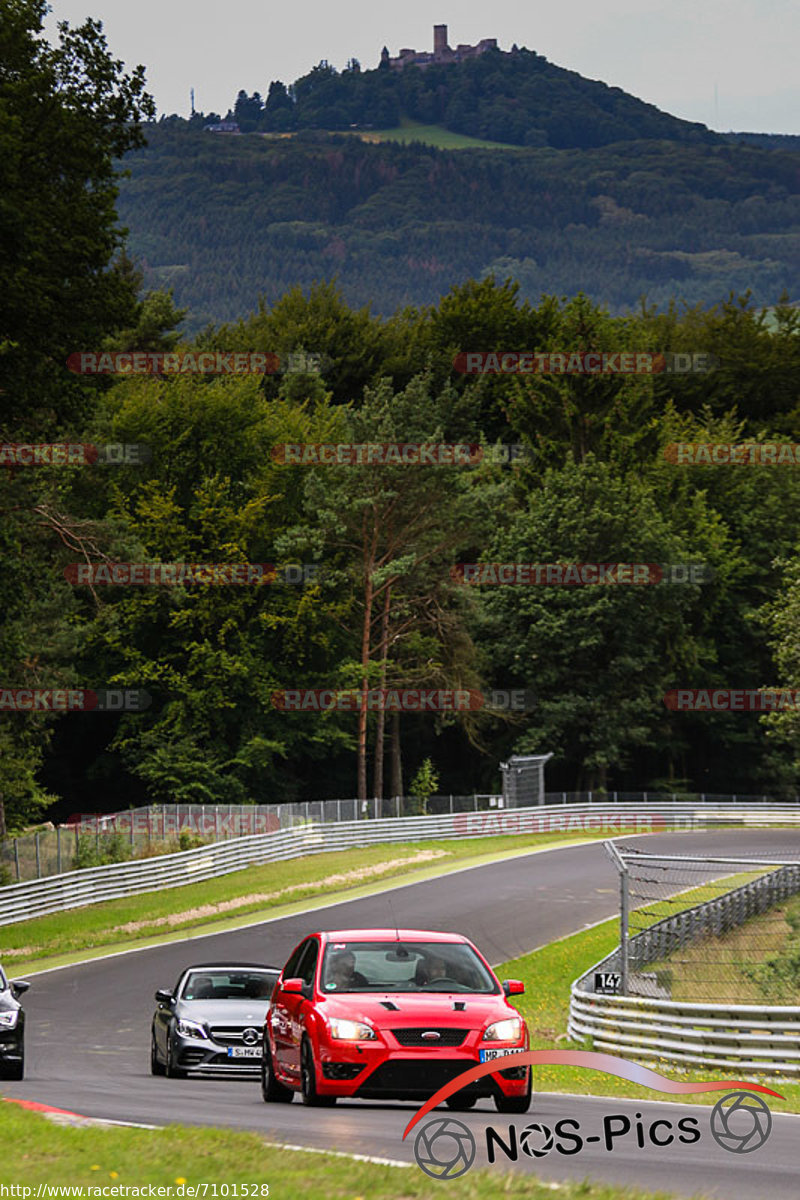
top-left (45, 0), bottom-right (800, 134)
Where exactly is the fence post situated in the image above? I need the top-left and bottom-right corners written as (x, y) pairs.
top-left (57, 826), bottom-right (62, 875)
top-left (35, 832), bottom-right (41, 879)
top-left (14, 839), bottom-right (20, 882)
top-left (449, 794), bottom-right (453, 814)
top-left (619, 865), bottom-right (629, 995)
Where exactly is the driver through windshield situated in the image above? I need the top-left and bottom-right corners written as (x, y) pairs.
top-left (320, 941), bottom-right (499, 993)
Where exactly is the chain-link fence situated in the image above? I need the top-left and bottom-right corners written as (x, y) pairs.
top-left (606, 843), bottom-right (800, 1003)
top-left (0, 794), bottom-right (505, 884)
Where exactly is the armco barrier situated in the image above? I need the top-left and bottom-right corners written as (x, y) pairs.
top-left (2, 800), bottom-right (800, 928)
top-left (569, 862), bottom-right (800, 1074)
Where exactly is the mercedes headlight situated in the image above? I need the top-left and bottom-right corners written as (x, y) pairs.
top-left (328, 1017), bottom-right (376, 1040)
top-left (176, 1018), bottom-right (208, 1039)
top-left (483, 1017), bottom-right (522, 1042)
top-left (0, 1011), bottom-right (18, 1029)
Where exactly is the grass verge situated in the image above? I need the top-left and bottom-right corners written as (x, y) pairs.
top-left (1, 829), bottom-right (626, 973)
top-left (0, 1099), bottom-right (683, 1197)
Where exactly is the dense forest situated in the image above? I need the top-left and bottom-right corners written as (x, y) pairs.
top-left (3, 1), bottom-right (800, 833)
top-left (117, 126), bottom-right (800, 330)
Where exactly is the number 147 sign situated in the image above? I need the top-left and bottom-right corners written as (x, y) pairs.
top-left (594, 971), bottom-right (621, 995)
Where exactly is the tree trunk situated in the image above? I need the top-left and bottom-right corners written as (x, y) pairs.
top-left (390, 710), bottom-right (403, 802)
top-left (372, 585), bottom-right (391, 800)
top-left (357, 530), bottom-right (375, 801)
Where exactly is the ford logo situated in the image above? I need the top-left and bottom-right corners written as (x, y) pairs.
top-left (242, 1027), bottom-right (260, 1045)
top-left (421, 1031), bottom-right (441, 1040)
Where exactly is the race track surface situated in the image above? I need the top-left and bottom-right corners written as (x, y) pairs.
top-left (5, 830), bottom-right (800, 1198)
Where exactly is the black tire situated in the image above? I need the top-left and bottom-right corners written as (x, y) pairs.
top-left (150, 1030), bottom-right (166, 1076)
top-left (6, 1050), bottom-right (23, 1082)
top-left (494, 1069), bottom-right (532, 1114)
top-left (261, 1042), bottom-right (293, 1103)
top-left (300, 1038), bottom-right (336, 1107)
top-left (446, 1093), bottom-right (477, 1111)
top-left (165, 1035), bottom-right (187, 1079)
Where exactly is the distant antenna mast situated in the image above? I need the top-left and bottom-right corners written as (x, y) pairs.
top-left (190, 87), bottom-right (196, 116)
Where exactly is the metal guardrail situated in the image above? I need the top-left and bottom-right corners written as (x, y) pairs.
top-left (569, 862), bottom-right (800, 1074)
top-left (2, 799), bottom-right (800, 928)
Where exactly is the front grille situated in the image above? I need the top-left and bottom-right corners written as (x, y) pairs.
top-left (208, 1026), bottom-right (261, 1047)
top-left (391, 1027), bottom-right (468, 1047)
top-left (357, 1058), bottom-right (493, 1099)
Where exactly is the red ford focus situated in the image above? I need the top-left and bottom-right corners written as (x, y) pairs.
top-left (261, 928), bottom-right (531, 1111)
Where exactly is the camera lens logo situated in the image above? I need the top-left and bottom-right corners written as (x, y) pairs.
top-left (413, 1117), bottom-right (476, 1180)
top-left (710, 1092), bottom-right (772, 1153)
top-left (519, 1122), bottom-right (554, 1157)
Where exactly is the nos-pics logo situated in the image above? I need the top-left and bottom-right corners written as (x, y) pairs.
top-left (412, 1092), bottom-right (773, 1180)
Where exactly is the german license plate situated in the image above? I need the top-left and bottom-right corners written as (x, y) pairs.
top-left (480, 1048), bottom-right (518, 1062)
top-left (227, 1046), bottom-right (262, 1058)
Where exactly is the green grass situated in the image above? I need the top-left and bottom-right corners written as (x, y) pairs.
top-left (0, 1099), bottom-right (685, 1197)
top-left (1, 829), bottom-right (630, 973)
top-left (262, 118), bottom-right (518, 150)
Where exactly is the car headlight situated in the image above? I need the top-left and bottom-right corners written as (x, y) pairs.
top-left (0, 1011), bottom-right (18, 1029)
top-left (175, 1018), bottom-right (208, 1039)
top-left (328, 1017), bottom-right (376, 1040)
top-left (483, 1017), bottom-right (522, 1042)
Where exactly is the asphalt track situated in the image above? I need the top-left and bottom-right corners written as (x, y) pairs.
top-left (6, 830), bottom-right (800, 1198)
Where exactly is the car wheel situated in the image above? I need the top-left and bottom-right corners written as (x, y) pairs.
top-left (300, 1038), bottom-right (336, 1107)
top-left (261, 1042), bottom-right (293, 1103)
top-left (446, 1094), bottom-right (476, 1111)
top-left (165, 1035), bottom-right (187, 1079)
top-left (494, 1068), bottom-right (532, 1114)
top-left (150, 1030), bottom-right (166, 1076)
top-left (6, 1048), bottom-right (24, 1082)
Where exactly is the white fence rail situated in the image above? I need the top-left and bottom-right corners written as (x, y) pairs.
top-left (569, 859), bottom-right (800, 1074)
top-left (3, 799), bottom-right (800, 928)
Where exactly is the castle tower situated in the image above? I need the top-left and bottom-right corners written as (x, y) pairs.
top-left (433, 24), bottom-right (448, 54)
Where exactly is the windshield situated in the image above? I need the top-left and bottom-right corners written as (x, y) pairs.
top-left (181, 970), bottom-right (277, 1001)
top-left (321, 941), bottom-right (499, 994)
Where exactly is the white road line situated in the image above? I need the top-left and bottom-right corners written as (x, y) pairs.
top-left (261, 1139), bottom-right (411, 1168)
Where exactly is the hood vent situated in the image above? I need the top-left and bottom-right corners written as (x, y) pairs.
top-left (452, 1001), bottom-right (466, 1011)
top-left (379, 1000), bottom-right (399, 1011)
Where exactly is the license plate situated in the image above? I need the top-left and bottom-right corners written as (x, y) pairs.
top-left (227, 1046), bottom-right (262, 1059)
top-left (480, 1048), bottom-right (518, 1062)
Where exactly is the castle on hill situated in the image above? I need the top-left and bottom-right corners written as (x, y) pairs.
top-left (380, 24), bottom-right (506, 71)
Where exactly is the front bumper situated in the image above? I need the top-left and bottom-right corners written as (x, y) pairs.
top-left (0, 1030), bottom-right (24, 1065)
top-left (173, 1034), bottom-right (263, 1072)
top-left (315, 1034), bottom-right (529, 1100)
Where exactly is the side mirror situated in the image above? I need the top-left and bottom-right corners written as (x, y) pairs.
top-left (155, 988), bottom-right (174, 1005)
top-left (502, 980), bottom-right (525, 996)
top-left (282, 977), bottom-right (305, 995)
top-left (11, 980), bottom-right (30, 997)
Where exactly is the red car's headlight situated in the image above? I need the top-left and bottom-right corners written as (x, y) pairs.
top-left (483, 1017), bottom-right (523, 1042)
top-left (328, 1017), bottom-right (377, 1040)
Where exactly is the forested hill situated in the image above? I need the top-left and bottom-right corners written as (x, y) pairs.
top-left (229, 46), bottom-right (718, 150)
top-left (117, 126), bottom-right (800, 330)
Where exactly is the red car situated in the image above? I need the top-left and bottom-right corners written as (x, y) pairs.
top-left (261, 928), bottom-right (530, 1111)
